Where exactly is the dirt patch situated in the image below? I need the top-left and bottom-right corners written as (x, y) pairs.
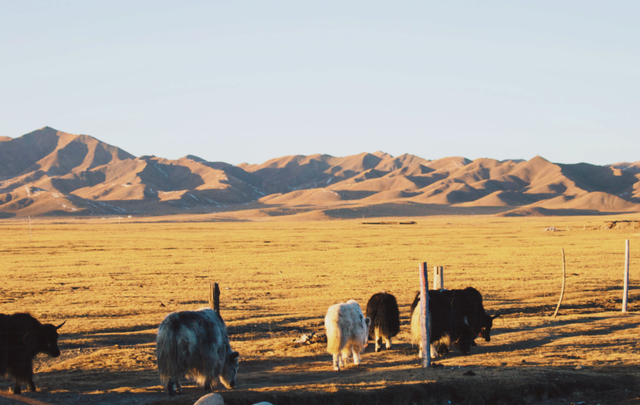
top-left (601, 220), bottom-right (640, 230)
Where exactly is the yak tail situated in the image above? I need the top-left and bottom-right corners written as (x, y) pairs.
top-left (156, 321), bottom-right (184, 384)
top-left (375, 295), bottom-right (400, 339)
top-left (324, 310), bottom-right (343, 355)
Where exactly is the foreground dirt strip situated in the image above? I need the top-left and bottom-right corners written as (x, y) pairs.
top-left (146, 369), bottom-right (640, 405)
top-left (0, 393), bottom-right (53, 405)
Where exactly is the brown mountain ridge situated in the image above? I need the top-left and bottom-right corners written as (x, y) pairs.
top-left (0, 127), bottom-right (638, 219)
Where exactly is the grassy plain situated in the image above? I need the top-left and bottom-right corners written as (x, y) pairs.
top-left (0, 214), bottom-right (639, 404)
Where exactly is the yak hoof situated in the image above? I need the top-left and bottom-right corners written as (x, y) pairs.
top-left (167, 380), bottom-right (180, 396)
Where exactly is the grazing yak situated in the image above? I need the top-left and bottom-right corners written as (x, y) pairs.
top-left (410, 290), bottom-right (473, 358)
top-left (441, 287), bottom-right (500, 346)
top-left (365, 292), bottom-right (400, 352)
top-left (156, 308), bottom-right (239, 395)
top-left (324, 300), bottom-right (371, 371)
top-left (410, 287), bottom-right (498, 358)
top-left (0, 313), bottom-right (65, 394)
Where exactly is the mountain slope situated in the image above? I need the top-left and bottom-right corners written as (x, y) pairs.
top-left (1, 127), bottom-right (639, 218)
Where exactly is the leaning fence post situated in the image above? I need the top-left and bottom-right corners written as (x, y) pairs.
top-left (210, 283), bottom-right (221, 315)
top-left (420, 262), bottom-right (431, 368)
top-left (552, 248), bottom-right (566, 318)
top-left (433, 266), bottom-right (444, 290)
top-left (623, 240), bottom-right (630, 313)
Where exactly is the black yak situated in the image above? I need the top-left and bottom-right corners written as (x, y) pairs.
top-left (441, 287), bottom-right (500, 345)
top-left (410, 290), bottom-right (473, 358)
top-left (365, 292), bottom-right (401, 352)
top-left (0, 313), bottom-right (65, 394)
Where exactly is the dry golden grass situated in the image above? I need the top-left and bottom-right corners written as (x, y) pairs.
top-left (0, 214), bottom-right (639, 404)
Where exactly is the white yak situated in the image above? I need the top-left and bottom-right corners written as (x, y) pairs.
top-left (324, 300), bottom-right (371, 371)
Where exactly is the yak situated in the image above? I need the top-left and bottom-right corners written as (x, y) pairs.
top-left (156, 308), bottom-right (239, 395)
top-left (325, 300), bottom-right (371, 371)
top-left (365, 292), bottom-right (401, 352)
top-left (0, 313), bottom-right (65, 394)
top-left (440, 287), bottom-right (500, 346)
top-left (410, 290), bottom-right (473, 358)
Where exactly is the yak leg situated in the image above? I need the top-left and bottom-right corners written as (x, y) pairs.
top-left (166, 379), bottom-right (175, 396)
top-left (27, 377), bottom-right (36, 392)
top-left (204, 378), bottom-right (212, 391)
top-left (332, 353), bottom-right (341, 371)
top-left (167, 378), bottom-right (182, 395)
top-left (26, 365), bottom-right (36, 392)
top-left (374, 328), bottom-right (381, 352)
top-left (456, 334), bottom-right (472, 355)
top-left (384, 336), bottom-right (392, 350)
top-left (430, 343), bottom-right (439, 359)
top-left (11, 360), bottom-right (35, 394)
top-left (341, 346), bottom-right (351, 366)
top-left (352, 346), bottom-right (361, 366)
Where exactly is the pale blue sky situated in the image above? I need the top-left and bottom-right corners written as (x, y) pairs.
top-left (1, 1), bottom-right (638, 165)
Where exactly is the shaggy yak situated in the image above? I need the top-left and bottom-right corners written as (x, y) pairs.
top-left (156, 308), bottom-right (239, 395)
top-left (324, 300), bottom-right (371, 371)
top-left (410, 290), bottom-right (473, 358)
top-left (365, 292), bottom-right (401, 352)
top-left (0, 313), bottom-right (65, 394)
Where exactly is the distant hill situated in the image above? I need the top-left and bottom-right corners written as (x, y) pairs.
top-left (1, 127), bottom-right (639, 218)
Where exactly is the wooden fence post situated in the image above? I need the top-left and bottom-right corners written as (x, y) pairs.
top-left (552, 248), bottom-right (566, 318)
top-left (419, 262), bottom-right (431, 368)
top-left (210, 283), bottom-right (221, 314)
top-left (623, 240), bottom-right (630, 313)
top-left (433, 266), bottom-right (444, 290)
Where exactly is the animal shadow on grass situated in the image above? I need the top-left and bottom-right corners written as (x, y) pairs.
top-left (0, 369), bottom-right (163, 404)
top-left (492, 316), bottom-right (637, 353)
top-left (228, 315), bottom-right (324, 340)
top-left (61, 323), bottom-right (160, 349)
top-left (241, 350), bottom-right (420, 390)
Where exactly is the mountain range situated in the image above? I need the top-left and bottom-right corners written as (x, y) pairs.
top-left (1, 127), bottom-right (639, 219)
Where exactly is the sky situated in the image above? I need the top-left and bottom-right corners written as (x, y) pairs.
top-left (1, 1), bottom-right (638, 166)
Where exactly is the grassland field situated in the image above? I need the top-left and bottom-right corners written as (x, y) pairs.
top-left (0, 214), bottom-right (639, 405)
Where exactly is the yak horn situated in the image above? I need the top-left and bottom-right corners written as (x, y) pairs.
top-left (55, 321), bottom-right (66, 330)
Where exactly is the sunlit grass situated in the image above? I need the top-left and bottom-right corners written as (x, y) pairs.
top-left (1, 213), bottom-right (639, 401)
